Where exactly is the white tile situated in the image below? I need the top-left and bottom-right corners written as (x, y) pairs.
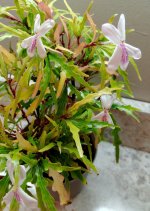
top-left (66, 142), bottom-right (150, 211)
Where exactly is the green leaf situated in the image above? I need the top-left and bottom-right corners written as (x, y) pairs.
top-left (48, 52), bottom-right (93, 91)
top-left (77, 1), bottom-right (94, 36)
top-left (109, 14), bottom-right (118, 23)
top-left (111, 115), bottom-right (122, 163)
top-left (39, 131), bottom-right (47, 149)
top-left (112, 104), bottom-right (140, 122)
top-left (0, 175), bottom-right (10, 207)
top-left (0, 158), bottom-right (6, 172)
top-left (36, 187), bottom-right (47, 211)
top-left (82, 156), bottom-right (98, 173)
top-left (20, 153), bottom-right (38, 166)
top-left (118, 69), bottom-right (133, 97)
top-left (66, 120), bottom-right (83, 158)
top-left (64, 0), bottom-right (77, 18)
top-left (56, 86), bottom-right (67, 117)
top-left (71, 170), bottom-right (87, 185)
top-left (0, 33), bottom-right (12, 42)
top-left (0, 120), bottom-right (12, 146)
top-left (100, 58), bottom-right (109, 89)
top-left (14, 0), bottom-right (24, 19)
top-left (36, 167), bottom-right (56, 211)
top-left (16, 0), bottom-right (39, 13)
top-left (38, 143), bottom-right (55, 153)
top-left (112, 127), bottom-right (122, 163)
top-left (40, 55), bottom-right (52, 99)
top-left (43, 159), bottom-right (81, 172)
top-left (0, 22), bottom-right (29, 39)
top-left (129, 57), bottom-right (142, 81)
top-left (0, 147), bottom-right (11, 154)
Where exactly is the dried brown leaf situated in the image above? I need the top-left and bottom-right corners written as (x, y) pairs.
top-left (49, 169), bottom-right (70, 205)
top-left (73, 42), bottom-right (86, 58)
top-left (54, 23), bottom-right (63, 44)
top-left (37, 1), bottom-right (53, 19)
top-left (86, 13), bottom-right (96, 41)
top-left (60, 17), bottom-right (69, 41)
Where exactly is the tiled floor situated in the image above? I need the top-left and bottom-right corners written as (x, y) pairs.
top-left (66, 142), bottom-right (150, 211)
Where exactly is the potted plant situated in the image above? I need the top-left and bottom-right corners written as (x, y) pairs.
top-left (0, 0), bottom-right (141, 210)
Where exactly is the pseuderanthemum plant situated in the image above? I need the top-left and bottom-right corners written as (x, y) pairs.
top-left (0, 0), bottom-right (141, 210)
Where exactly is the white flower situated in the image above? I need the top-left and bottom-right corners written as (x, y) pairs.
top-left (0, 76), bottom-right (6, 82)
top-left (101, 94), bottom-right (116, 110)
top-left (21, 14), bottom-right (55, 58)
top-left (3, 160), bottom-right (39, 211)
top-left (0, 74), bottom-right (14, 82)
top-left (102, 14), bottom-right (141, 72)
top-left (93, 94), bottom-right (116, 124)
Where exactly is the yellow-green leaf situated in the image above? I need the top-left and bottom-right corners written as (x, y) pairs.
top-left (67, 87), bottom-right (119, 114)
top-left (16, 132), bottom-right (37, 153)
top-left (129, 57), bottom-right (142, 81)
top-left (66, 120), bottom-right (83, 158)
top-left (64, 0), bottom-right (77, 18)
top-left (0, 45), bottom-right (15, 65)
top-left (32, 70), bottom-right (43, 98)
top-left (56, 71), bottom-right (67, 99)
top-left (26, 95), bottom-right (41, 116)
top-left (39, 143), bottom-right (55, 153)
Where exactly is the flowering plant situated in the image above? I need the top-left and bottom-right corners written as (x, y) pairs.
top-left (0, 0), bottom-right (141, 210)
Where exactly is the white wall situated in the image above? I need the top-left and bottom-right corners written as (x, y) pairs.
top-left (1, 0), bottom-right (150, 102)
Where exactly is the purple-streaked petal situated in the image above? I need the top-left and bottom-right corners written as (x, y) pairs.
top-left (14, 189), bottom-right (23, 203)
top-left (92, 110), bottom-right (113, 124)
top-left (92, 111), bottom-right (105, 121)
top-left (36, 38), bottom-right (46, 58)
top-left (27, 46), bottom-right (36, 57)
top-left (120, 57), bottom-right (129, 70)
top-left (101, 94), bottom-right (115, 109)
top-left (107, 45), bottom-right (122, 72)
top-left (21, 36), bottom-right (34, 49)
top-left (120, 43), bottom-right (129, 70)
top-left (106, 112), bottom-right (114, 125)
top-left (7, 160), bottom-right (15, 184)
top-left (118, 14), bottom-right (126, 41)
top-left (18, 165), bottom-right (26, 186)
top-left (102, 23), bottom-right (121, 45)
top-left (18, 188), bottom-right (39, 208)
top-left (38, 19), bottom-right (55, 37)
top-left (34, 14), bottom-right (41, 34)
top-left (125, 43), bottom-right (142, 59)
top-left (3, 189), bottom-right (14, 205)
